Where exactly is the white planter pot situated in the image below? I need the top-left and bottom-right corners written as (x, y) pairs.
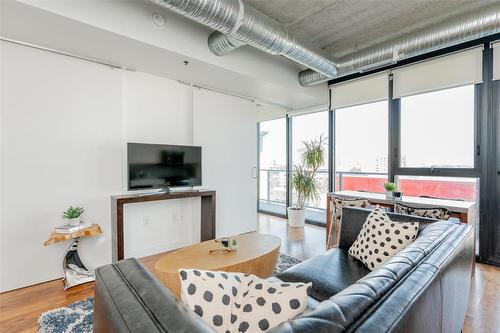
top-left (68, 218), bottom-right (80, 226)
top-left (386, 191), bottom-right (394, 200)
top-left (287, 207), bottom-right (306, 228)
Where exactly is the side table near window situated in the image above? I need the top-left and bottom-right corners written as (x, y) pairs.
top-left (44, 224), bottom-right (103, 289)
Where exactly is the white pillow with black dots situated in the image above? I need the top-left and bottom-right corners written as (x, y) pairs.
top-left (348, 207), bottom-right (419, 270)
top-left (179, 269), bottom-right (311, 333)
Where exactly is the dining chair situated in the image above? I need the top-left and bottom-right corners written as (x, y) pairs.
top-left (327, 195), bottom-right (370, 249)
top-left (394, 202), bottom-right (451, 220)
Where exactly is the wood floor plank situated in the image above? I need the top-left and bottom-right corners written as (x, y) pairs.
top-left (0, 214), bottom-right (498, 332)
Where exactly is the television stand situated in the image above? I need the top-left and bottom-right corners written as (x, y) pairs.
top-left (111, 189), bottom-right (216, 261)
top-left (136, 187), bottom-right (171, 197)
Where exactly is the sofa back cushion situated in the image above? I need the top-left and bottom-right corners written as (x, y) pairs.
top-left (348, 208), bottom-right (419, 270)
top-left (339, 207), bottom-right (438, 250)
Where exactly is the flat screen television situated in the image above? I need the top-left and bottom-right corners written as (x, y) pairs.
top-left (127, 143), bottom-right (202, 191)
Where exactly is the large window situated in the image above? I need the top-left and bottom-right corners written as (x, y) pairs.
top-left (256, 50), bottom-right (482, 234)
top-left (400, 85), bottom-right (475, 169)
top-left (291, 111), bottom-right (329, 223)
top-left (258, 118), bottom-right (287, 215)
top-left (335, 101), bottom-right (388, 193)
top-left (396, 84), bottom-right (479, 255)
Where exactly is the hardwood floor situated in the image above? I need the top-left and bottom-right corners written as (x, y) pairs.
top-left (0, 214), bottom-right (498, 332)
top-left (464, 263), bottom-right (500, 333)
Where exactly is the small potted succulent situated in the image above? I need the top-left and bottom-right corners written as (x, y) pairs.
top-left (384, 182), bottom-right (396, 199)
top-left (229, 239), bottom-right (238, 251)
top-left (62, 206), bottom-right (85, 226)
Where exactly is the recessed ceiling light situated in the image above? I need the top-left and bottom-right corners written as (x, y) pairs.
top-left (152, 13), bottom-right (166, 26)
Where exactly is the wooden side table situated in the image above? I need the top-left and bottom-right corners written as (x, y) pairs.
top-left (44, 224), bottom-right (103, 289)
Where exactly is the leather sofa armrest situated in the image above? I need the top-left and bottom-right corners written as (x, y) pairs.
top-left (93, 258), bottom-right (215, 333)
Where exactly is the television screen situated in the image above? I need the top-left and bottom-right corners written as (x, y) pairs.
top-left (127, 143), bottom-right (202, 190)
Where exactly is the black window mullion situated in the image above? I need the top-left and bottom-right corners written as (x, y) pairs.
top-left (256, 122), bottom-right (260, 211)
top-left (388, 73), bottom-right (398, 183)
top-left (286, 115), bottom-right (292, 212)
top-left (479, 44), bottom-right (495, 262)
top-left (329, 88), bottom-right (335, 193)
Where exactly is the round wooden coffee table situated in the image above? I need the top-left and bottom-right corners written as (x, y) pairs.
top-left (155, 233), bottom-right (281, 298)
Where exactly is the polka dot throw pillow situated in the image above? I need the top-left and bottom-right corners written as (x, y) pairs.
top-left (179, 269), bottom-right (311, 333)
top-left (348, 208), bottom-right (419, 270)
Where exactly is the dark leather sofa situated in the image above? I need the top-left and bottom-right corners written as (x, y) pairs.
top-left (93, 207), bottom-right (474, 333)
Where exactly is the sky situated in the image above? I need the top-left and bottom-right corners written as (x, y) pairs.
top-left (400, 85), bottom-right (474, 168)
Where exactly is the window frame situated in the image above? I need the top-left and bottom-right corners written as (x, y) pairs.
top-left (256, 118), bottom-right (288, 218)
top-left (389, 79), bottom-right (481, 180)
top-left (333, 99), bottom-right (390, 192)
top-left (327, 41), bottom-right (498, 264)
top-left (288, 110), bottom-right (330, 225)
top-left (256, 111), bottom-right (333, 226)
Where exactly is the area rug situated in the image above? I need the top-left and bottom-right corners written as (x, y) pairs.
top-left (38, 298), bottom-right (94, 333)
top-left (38, 253), bottom-right (303, 333)
top-left (273, 252), bottom-right (303, 276)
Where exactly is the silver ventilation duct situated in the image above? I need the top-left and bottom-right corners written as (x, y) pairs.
top-left (299, 3), bottom-right (500, 86)
top-left (208, 31), bottom-right (245, 56)
top-left (205, 3), bottom-right (500, 87)
top-left (150, 0), bottom-right (338, 77)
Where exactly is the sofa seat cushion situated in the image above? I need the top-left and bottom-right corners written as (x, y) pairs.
top-left (276, 249), bottom-right (370, 301)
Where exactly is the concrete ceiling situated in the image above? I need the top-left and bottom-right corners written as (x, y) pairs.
top-left (243, 0), bottom-right (499, 58)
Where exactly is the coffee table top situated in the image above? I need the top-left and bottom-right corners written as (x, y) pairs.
top-left (155, 233), bottom-right (281, 273)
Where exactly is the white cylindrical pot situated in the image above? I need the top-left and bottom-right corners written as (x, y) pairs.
top-left (287, 207), bottom-right (306, 227)
top-left (68, 218), bottom-right (80, 226)
top-left (386, 191), bottom-right (394, 200)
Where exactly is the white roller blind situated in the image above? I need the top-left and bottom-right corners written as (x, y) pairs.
top-left (393, 47), bottom-right (483, 99)
top-left (287, 104), bottom-right (329, 117)
top-left (256, 104), bottom-right (287, 122)
top-left (492, 41), bottom-right (500, 81)
top-left (330, 73), bottom-right (388, 109)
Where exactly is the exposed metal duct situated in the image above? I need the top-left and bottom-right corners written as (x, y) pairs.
top-left (208, 31), bottom-right (245, 56)
top-left (299, 3), bottom-right (500, 86)
top-left (205, 3), bottom-right (500, 87)
top-left (150, 0), bottom-right (337, 77)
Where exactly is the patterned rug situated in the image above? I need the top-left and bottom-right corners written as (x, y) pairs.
top-left (38, 253), bottom-right (302, 333)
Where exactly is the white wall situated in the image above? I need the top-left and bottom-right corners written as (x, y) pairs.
top-left (123, 71), bottom-right (194, 146)
top-left (0, 42), bottom-right (123, 291)
top-left (0, 42), bottom-right (258, 291)
top-left (194, 89), bottom-right (257, 237)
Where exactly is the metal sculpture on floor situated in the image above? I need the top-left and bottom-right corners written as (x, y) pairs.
top-left (63, 238), bottom-right (95, 289)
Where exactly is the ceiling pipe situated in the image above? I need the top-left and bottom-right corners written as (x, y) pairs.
top-left (149, 0), bottom-right (338, 78)
top-left (206, 3), bottom-right (500, 87)
top-left (208, 31), bottom-right (245, 56)
top-left (299, 3), bottom-right (500, 86)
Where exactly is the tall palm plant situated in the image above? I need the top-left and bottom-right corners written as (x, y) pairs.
top-left (292, 135), bottom-right (327, 209)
